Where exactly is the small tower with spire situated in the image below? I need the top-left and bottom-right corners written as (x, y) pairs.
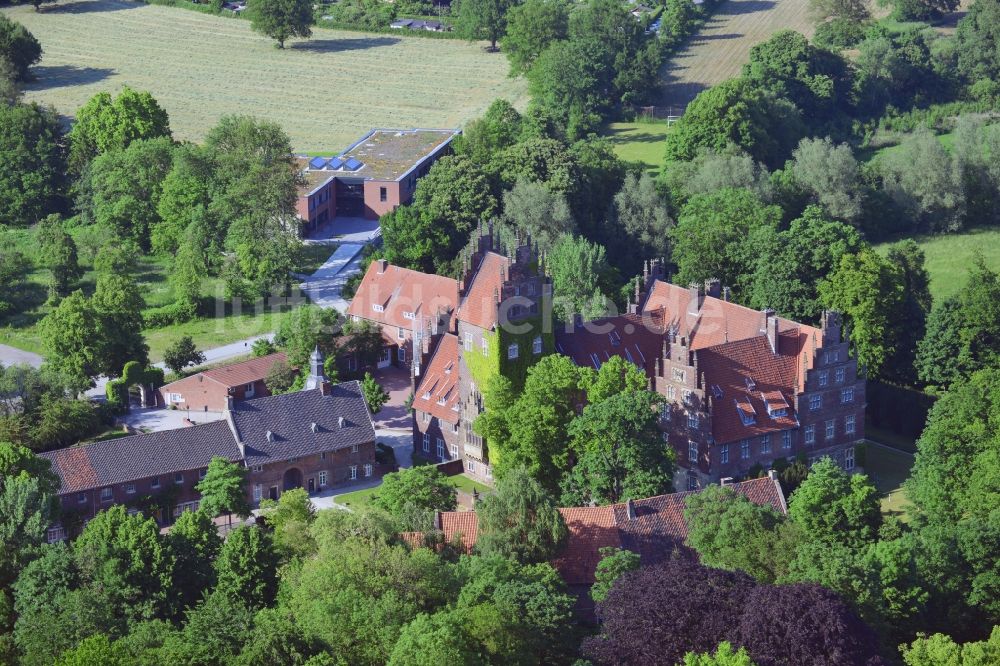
top-left (304, 346), bottom-right (326, 391)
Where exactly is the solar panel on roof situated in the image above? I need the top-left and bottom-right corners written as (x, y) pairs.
top-left (309, 157), bottom-right (327, 169)
top-left (344, 157), bottom-right (363, 170)
top-left (328, 157), bottom-right (345, 169)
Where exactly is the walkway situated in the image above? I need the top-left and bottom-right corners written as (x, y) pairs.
top-left (299, 243), bottom-right (365, 312)
top-left (0, 344), bottom-right (43, 368)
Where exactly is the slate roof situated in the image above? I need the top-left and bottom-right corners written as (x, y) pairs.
top-left (413, 334), bottom-right (461, 424)
top-left (41, 420), bottom-right (241, 494)
top-left (418, 477), bottom-right (786, 585)
top-left (347, 260), bottom-right (459, 332)
top-left (456, 252), bottom-right (509, 330)
top-left (231, 381), bottom-right (376, 467)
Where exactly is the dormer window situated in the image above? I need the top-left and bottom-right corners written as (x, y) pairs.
top-left (735, 397), bottom-right (756, 426)
top-left (761, 390), bottom-right (789, 418)
top-left (711, 385), bottom-right (723, 399)
top-left (744, 377), bottom-right (756, 391)
top-left (403, 311), bottom-right (415, 320)
top-left (372, 304), bottom-right (384, 313)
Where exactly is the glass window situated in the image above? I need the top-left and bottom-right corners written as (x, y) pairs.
top-left (449, 442), bottom-right (458, 457)
top-left (805, 425), bottom-right (816, 445)
top-left (841, 388), bottom-right (854, 403)
top-left (819, 370), bottom-right (828, 387)
top-left (688, 441), bottom-right (698, 463)
top-left (350, 466), bottom-right (358, 480)
top-left (467, 460), bottom-right (476, 474)
top-left (782, 430), bottom-right (791, 449)
top-left (533, 336), bottom-right (542, 354)
top-left (398, 327), bottom-right (405, 339)
top-left (364, 464), bottom-right (372, 478)
top-left (507, 343), bottom-right (519, 360)
top-left (422, 433), bottom-right (430, 452)
top-left (672, 368), bottom-right (686, 383)
top-left (845, 414), bottom-right (856, 435)
top-left (687, 412), bottom-right (699, 429)
top-left (826, 419), bottom-right (835, 440)
top-left (100, 487), bottom-right (113, 501)
top-left (660, 403), bottom-right (671, 421)
top-left (835, 367), bottom-right (845, 383)
top-left (253, 484), bottom-right (262, 501)
top-left (125, 482), bottom-right (136, 494)
top-left (151, 477), bottom-right (160, 488)
top-left (666, 385), bottom-right (676, 400)
top-left (436, 439), bottom-right (444, 459)
top-left (319, 471), bottom-right (327, 487)
top-left (481, 338), bottom-right (488, 356)
top-left (761, 434), bottom-right (771, 453)
top-left (740, 440), bottom-right (750, 459)
top-left (464, 336), bottom-right (472, 351)
top-left (351, 444), bottom-right (359, 453)
top-left (810, 394), bottom-right (822, 411)
top-left (720, 445), bottom-right (729, 464)
top-left (199, 468), bottom-right (207, 479)
top-left (845, 447), bottom-right (855, 471)
top-left (78, 492), bottom-right (87, 504)
top-left (174, 473), bottom-right (184, 485)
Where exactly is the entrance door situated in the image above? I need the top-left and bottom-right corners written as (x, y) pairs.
top-left (377, 347), bottom-right (391, 369)
top-left (308, 478), bottom-right (316, 493)
top-left (269, 486), bottom-right (278, 500)
top-left (283, 467), bottom-right (303, 491)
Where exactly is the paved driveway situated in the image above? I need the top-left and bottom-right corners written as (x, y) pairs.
top-left (0, 344), bottom-right (43, 368)
top-left (299, 244), bottom-right (365, 312)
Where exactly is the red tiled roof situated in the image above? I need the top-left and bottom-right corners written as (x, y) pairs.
top-left (552, 506), bottom-right (622, 585)
top-left (197, 352), bottom-right (288, 388)
top-left (456, 252), bottom-right (509, 330)
top-left (46, 446), bottom-right (99, 494)
top-left (698, 334), bottom-right (804, 444)
top-left (413, 334), bottom-right (460, 425)
top-left (347, 260), bottom-right (459, 331)
top-left (439, 511), bottom-right (479, 553)
top-left (641, 281), bottom-right (821, 353)
top-left (554, 312), bottom-right (665, 378)
top-left (418, 478), bottom-right (786, 584)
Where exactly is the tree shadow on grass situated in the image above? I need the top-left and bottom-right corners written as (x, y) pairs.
top-left (47, 0), bottom-right (142, 13)
top-left (689, 32), bottom-right (744, 42)
top-left (290, 37), bottom-right (402, 53)
top-left (26, 65), bottom-right (115, 90)
top-left (604, 130), bottom-right (666, 146)
top-left (715, 0), bottom-right (776, 15)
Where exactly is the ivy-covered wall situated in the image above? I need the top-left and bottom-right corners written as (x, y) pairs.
top-left (461, 315), bottom-right (554, 392)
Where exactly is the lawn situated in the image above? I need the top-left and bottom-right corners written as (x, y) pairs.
top-left (331, 473), bottom-right (492, 510)
top-left (863, 442), bottom-right (915, 522)
top-left (0, 227), bottom-right (334, 362)
top-left (3, 0), bottom-right (528, 153)
top-left (875, 228), bottom-right (1000, 305)
top-left (604, 120), bottom-right (670, 173)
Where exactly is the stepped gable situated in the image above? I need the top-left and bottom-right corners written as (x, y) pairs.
top-left (554, 311), bottom-right (666, 377)
top-left (455, 252), bottom-right (510, 331)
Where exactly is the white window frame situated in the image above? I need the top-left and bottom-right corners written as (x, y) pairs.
top-left (467, 460), bottom-right (476, 474)
top-left (805, 424), bottom-right (816, 445)
top-left (740, 439), bottom-right (750, 460)
top-left (845, 414), bottom-right (856, 435)
top-left (398, 327), bottom-right (405, 340)
top-left (810, 394), bottom-right (822, 411)
top-left (436, 438), bottom-right (445, 459)
top-left (174, 473), bottom-right (184, 485)
top-left (687, 412), bottom-right (699, 430)
top-left (672, 368), bottom-right (686, 383)
top-left (760, 434), bottom-right (771, 453)
top-left (100, 487), bottom-right (113, 501)
top-left (781, 430), bottom-right (791, 449)
top-left (844, 447), bottom-right (855, 471)
top-left (825, 419), bottom-right (835, 440)
top-left (253, 484), bottom-right (262, 501)
top-left (481, 338), bottom-right (488, 356)
top-left (507, 343), bottom-right (519, 360)
top-left (818, 370), bottom-right (828, 387)
top-left (532, 336), bottom-right (542, 354)
top-left (666, 385), bottom-right (676, 400)
top-left (835, 367), bottom-right (845, 383)
top-left (841, 388), bottom-right (854, 404)
top-left (364, 463), bottom-right (372, 478)
top-left (245, 382), bottom-right (255, 398)
top-left (372, 304), bottom-right (384, 313)
top-left (449, 441), bottom-right (458, 457)
top-left (319, 471), bottom-right (328, 487)
top-left (125, 482), bottom-right (136, 494)
top-left (720, 444), bottom-right (729, 464)
top-left (350, 465), bottom-right (358, 480)
top-left (688, 441), bottom-right (698, 463)
top-left (464, 336), bottom-right (472, 351)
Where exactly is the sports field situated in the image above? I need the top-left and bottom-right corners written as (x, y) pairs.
top-left (3, 0), bottom-right (527, 152)
top-left (655, 0), bottom-right (814, 107)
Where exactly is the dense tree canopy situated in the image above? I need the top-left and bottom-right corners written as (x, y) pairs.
top-left (248, 0), bottom-right (314, 47)
top-left (0, 102), bottom-right (65, 228)
top-left (68, 87), bottom-right (170, 176)
top-left (0, 16), bottom-right (41, 82)
top-left (476, 466), bottom-right (568, 564)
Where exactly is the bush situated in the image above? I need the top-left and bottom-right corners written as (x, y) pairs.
top-left (813, 18), bottom-right (867, 49)
top-left (143, 300), bottom-right (197, 328)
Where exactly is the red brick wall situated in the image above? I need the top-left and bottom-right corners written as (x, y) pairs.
top-left (413, 411), bottom-right (461, 462)
top-left (246, 441), bottom-right (377, 505)
top-left (159, 376), bottom-right (272, 413)
top-left (57, 466), bottom-right (211, 525)
top-left (363, 180), bottom-right (403, 219)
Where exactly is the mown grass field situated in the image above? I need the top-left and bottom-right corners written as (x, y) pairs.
top-left (654, 0), bottom-right (814, 108)
top-left (3, 0), bottom-right (527, 152)
top-left (605, 120), bottom-right (670, 173)
top-left (863, 442), bottom-right (915, 522)
top-left (875, 228), bottom-right (1000, 305)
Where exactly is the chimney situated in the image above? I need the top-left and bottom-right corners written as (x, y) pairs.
top-left (722, 286), bottom-right (731, 302)
top-left (225, 395), bottom-right (234, 412)
top-left (311, 422), bottom-right (319, 434)
top-left (687, 282), bottom-right (704, 316)
top-left (704, 278), bottom-right (721, 299)
top-left (266, 430), bottom-right (274, 442)
top-left (822, 310), bottom-right (843, 344)
top-left (625, 498), bottom-right (637, 520)
top-left (338, 416), bottom-right (345, 428)
top-left (720, 477), bottom-right (734, 487)
top-left (376, 259), bottom-right (387, 274)
top-left (763, 308), bottom-right (777, 354)
top-left (433, 511), bottom-right (442, 530)
top-left (767, 469), bottom-right (778, 481)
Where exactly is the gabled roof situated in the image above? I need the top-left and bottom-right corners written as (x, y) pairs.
top-left (416, 477), bottom-right (786, 586)
top-left (232, 381), bottom-right (376, 467)
top-left (198, 352), bottom-right (287, 388)
top-left (41, 420), bottom-right (241, 494)
top-left (554, 312), bottom-right (665, 377)
top-left (347, 260), bottom-right (459, 331)
top-left (698, 333), bottom-right (805, 444)
top-left (641, 280), bottom-right (820, 352)
top-left (456, 252), bottom-right (509, 331)
top-left (413, 334), bottom-right (460, 425)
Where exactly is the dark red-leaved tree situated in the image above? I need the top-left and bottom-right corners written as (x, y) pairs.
top-left (734, 583), bottom-right (887, 666)
top-left (583, 556), bottom-right (753, 665)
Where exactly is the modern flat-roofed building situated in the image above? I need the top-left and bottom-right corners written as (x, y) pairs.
top-left (295, 128), bottom-right (459, 234)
